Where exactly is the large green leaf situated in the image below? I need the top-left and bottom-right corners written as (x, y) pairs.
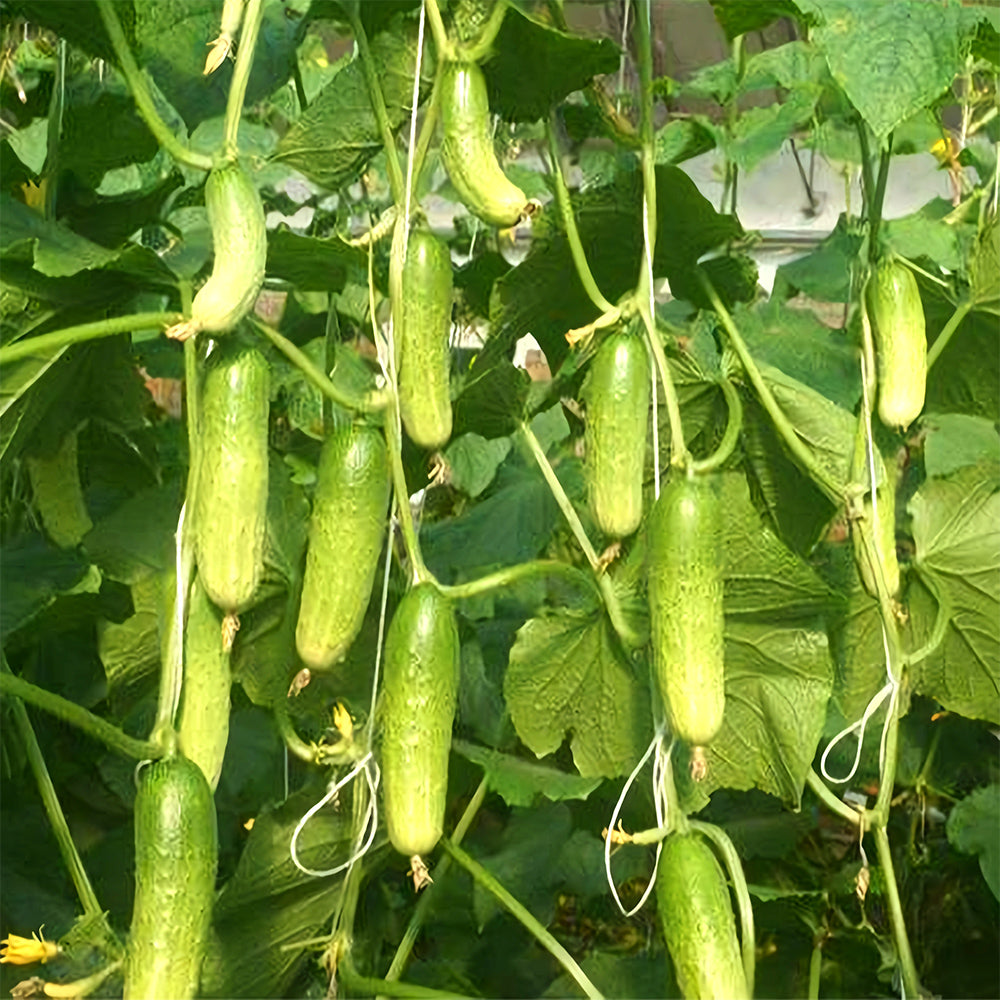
top-left (482, 6), bottom-right (620, 122)
top-left (908, 462), bottom-right (1000, 724)
top-left (710, 0), bottom-right (802, 40)
top-left (273, 14), bottom-right (434, 190)
top-left (266, 230), bottom-right (368, 293)
top-left (504, 608), bottom-right (651, 779)
top-left (97, 569), bottom-right (162, 706)
top-left (921, 413), bottom-right (1000, 480)
top-left (946, 783), bottom-right (1000, 902)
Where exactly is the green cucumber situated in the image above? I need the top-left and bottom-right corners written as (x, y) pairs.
top-left (193, 342), bottom-right (270, 614)
top-left (647, 475), bottom-right (725, 769)
top-left (124, 754), bottom-right (218, 1000)
top-left (381, 583), bottom-right (459, 885)
top-left (656, 832), bottom-right (749, 1000)
top-left (397, 229), bottom-right (454, 450)
top-left (177, 574), bottom-right (231, 790)
top-left (584, 331), bottom-right (651, 538)
top-left (440, 61), bottom-right (528, 228)
top-left (295, 422), bottom-right (391, 669)
top-left (852, 461), bottom-right (900, 600)
top-left (868, 260), bottom-right (926, 432)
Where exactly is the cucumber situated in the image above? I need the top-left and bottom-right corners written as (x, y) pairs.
top-left (397, 228), bottom-right (454, 450)
top-left (193, 342), bottom-right (270, 614)
top-left (440, 61), bottom-right (528, 228)
top-left (868, 260), bottom-right (926, 432)
top-left (381, 583), bottom-right (459, 886)
top-left (656, 832), bottom-right (749, 1000)
top-left (124, 754), bottom-right (218, 1000)
top-left (584, 331), bottom-right (651, 538)
top-left (295, 422), bottom-right (391, 670)
top-left (647, 475), bottom-right (725, 769)
top-left (177, 574), bottom-right (232, 790)
top-left (852, 465), bottom-right (900, 601)
top-left (170, 161), bottom-right (266, 340)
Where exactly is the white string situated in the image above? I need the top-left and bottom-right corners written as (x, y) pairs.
top-left (290, 752), bottom-right (382, 878)
top-left (616, 0), bottom-right (631, 115)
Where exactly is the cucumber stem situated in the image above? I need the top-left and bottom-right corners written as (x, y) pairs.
top-left (688, 820), bottom-right (756, 998)
top-left (458, 0), bottom-right (509, 62)
top-left (222, 0), bottom-right (263, 156)
top-left (409, 56), bottom-right (444, 197)
top-left (0, 312), bottom-right (184, 366)
top-left (382, 778), bottom-right (488, 986)
top-left (636, 300), bottom-right (688, 471)
top-left (544, 118), bottom-right (615, 315)
top-left (441, 838), bottom-right (606, 1000)
top-left (341, 957), bottom-right (476, 1000)
top-left (385, 405), bottom-right (430, 586)
top-left (0, 670), bottom-right (163, 760)
top-left (805, 769), bottom-right (862, 828)
top-left (436, 559), bottom-right (595, 602)
top-left (349, 7), bottom-right (406, 204)
top-left (635, 0), bottom-right (658, 290)
top-left (807, 942), bottom-right (823, 1000)
top-left (272, 701), bottom-right (316, 763)
top-left (424, 0), bottom-right (454, 62)
top-left (95, 0), bottom-right (213, 172)
top-left (250, 317), bottom-right (389, 413)
top-left (926, 298), bottom-right (972, 369)
top-left (690, 377), bottom-right (743, 473)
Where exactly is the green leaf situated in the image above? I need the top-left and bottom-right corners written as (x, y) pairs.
top-left (922, 413), bottom-right (1000, 480)
top-left (654, 119), bottom-right (716, 166)
top-left (543, 952), bottom-right (668, 1000)
top-left (773, 214), bottom-right (864, 303)
top-left (454, 741), bottom-right (602, 808)
top-left (4, 0), bottom-right (131, 63)
top-left (263, 459), bottom-right (310, 586)
top-left (482, 6), bottom-right (620, 122)
top-left (273, 14), bottom-right (434, 190)
top-left (97, 570), bottom-right (162, 706)
top-left (710, 0), bottom-right (802, 40)
top-left (265, 229), bottom-right (367, 292)
top-left (908, 463), bottom-right (1000, 724)
top-left (969, 216), bottom-right (1000, 311)
top-left (925, 302), bottom-right (999, 420)
top-left (802, 0), bottom-right (968, 141)
top-left (884, 201), bottom-right (965, 272)
top-left (444, 433), bottom-right (512, 497)
top-left (946, 784), bottom-right (1000, 901)
top-left (829, 581), bottom-right (885, 721)
top-left (726, 88), bottom-right (820, 174)
top-left (676, 619), bottom-right (834, 808)
top-left (453, 358), bottom-right (530, 440)
top-left (504, 608), bottom-right (652, 779)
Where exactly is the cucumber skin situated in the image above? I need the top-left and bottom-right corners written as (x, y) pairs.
top-left (178, 575), bottom-right (231, 790)
top-left (124, 755), bottom-right (218, 1000)
top-left (194, 344), bottom-right (270, 613)
top-left (295, 423), bottom-right (391, 669)
top-left (646, 476), bottom-right (725, 749)
top-left (656, 833), bottom-right (749, 1000)
top-left (191, 162), bottom-right (266, 336)
top-left (381, 584), bottom-right (459, 860)
top-left (398, 230), bottom-right (454, 450)
top-left (853, 482), bottom-right (900, 600)
top-left (440, 62), bottom-right (527, 228)
top-left (584, 332), bottom-right (651, 538)
top-left (868, 261), bottom-right (926, 432)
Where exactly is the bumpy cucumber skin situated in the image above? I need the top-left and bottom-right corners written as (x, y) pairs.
top-left (584, 332), bottom-right (651, 538)
top-left (868, 261), bottom-right (926, 432)
top-left (398, 230), bottom-right (454, 450)
top-left (124, 755), bottom-right (218, 1000)
top-left (440, 62), bottom-right (528, 228)
top-left (656, 833), bottom-right (749, 1000)
top-left (381, 584), bottom-right (459, 860)
top-left (647, 476), bottom-right (725, 749)
top-left (295, 423), bottom-right (390, 669)
top-left (178, 575), bottom-right (232, 790)
top-left (190, 162), bottom-right (266, 336)
top-left (194, 344), bottom-right (269, 613)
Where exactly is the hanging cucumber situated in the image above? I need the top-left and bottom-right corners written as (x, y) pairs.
top-left (295, 422), bottom-right (391, 670)
top-left (124, 754), bottom-right (218, 1000)
top-left (168, 161), bottom-right (266, 341)
top-left (380, 583), bottom-right (459, 889)
top-left (193, 342), bottom-right (270, 615)
top-left (867, 259), bottom-right (926, 432)
top-left (397, 228), bottom-right (454, 450)
top-left (440, 61), bottom-right (529, 228)
top-left (647, 475), bottom-right (725, 777)
top-left (177, 574), bottom-right (232, 790)
top-left (656, 832), bottom-right (749, 1000)
top-left (852, 458), bottom-right (900, 601)
top-left (584, 331), bottom-right (651, 538)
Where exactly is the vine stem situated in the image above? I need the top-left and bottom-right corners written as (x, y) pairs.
top-left (382, 778), bottom-right (489, 986)
top-left (0, 671), bottom-right (162, 760)
top-left (545, 118), bottom-right (614, 314)
top-left (436, 559), bottom-right (594, 601)
top-left (807, 942), bottom-right (823, 1000)
top-left (689, 377), bottom-right (742, 473)
top-left (341, 959), bottom-right (475, 1000)
top-left (3, 657), bottom-right (106, 923)
top-left (0, 312), bottom-right (183, 366)
top-left (689, 820), bottom-right (756, 997)
top-left (699, 272), bottom-right (842, 503)
top-left (867, 135), bottom-right (893, 262)
top-left (457, 0), bottom-right (509, 61)
top-left (872, 825), bottom-right (927, 998)
top-left (250, 316), bottom-right (389, 413)
top-left (926, 298), bottom-right (972, 369)
top-left (349, 6), bottom-right (406, 204)
top-left (223, 0), bottom-right (264, 156)
top-left (424, 0), bottom-right (453, 61)
top-left (637, 296), bottom-right (688, 471)
top-left (441, 838), bottom-right (605, 1000)
top-left (806, 769), bottom-right (862, 828)
top-left (272, 701), bottom-right (315, 763)
top-left (634, 0), bottom-right (658, 307)
top-left (95, 0), bottom-right (213, 172)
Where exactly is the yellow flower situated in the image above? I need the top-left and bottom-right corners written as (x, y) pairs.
top-left (0, 930), bottom-right (59, 966)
